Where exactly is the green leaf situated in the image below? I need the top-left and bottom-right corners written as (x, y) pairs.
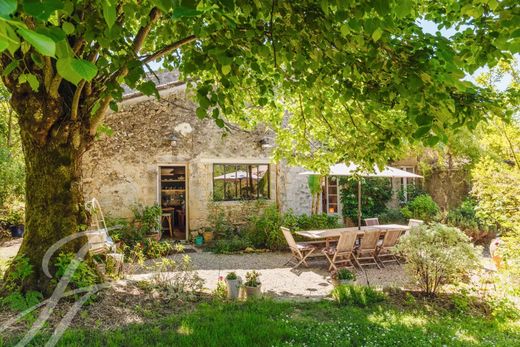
top-left (102, 0), bottom-right (116, 28)
top-left (340, 23), bottom-right (350, 37)
top-left (137, 81), bottom-right (159, 99)
top-left (372, 28), bottom-right (383, 42)
top-left (0, 0), bottom-right (16, 17)
top-left (23, 0), bottom-right (64, 21)
top-left (56, 58), bottom-right (98, 85)
top-left (155, 0), bottom-right (175, 12)
top-left (221, 65), bottom-right (231, 75)
top-left (17, 28), bottom-right (55, 57)
top-left (413, 125), bottom-right (431, 139)
top-left (62, 22), bottom-right (75, 35)
top-left (395, 0), bottom-right (412, 19)
top-left (2, 59), bottom-right (18, 76)
top-left (18, 73), bottom-right (40, 91)
top-left (0, 22), bottom-right (20, 54)
top-left (172, 6), bottom-right (202, 19)
top-left (55, 39), bottom-right (74, 58)
top-left (0, 37), bottom-right (8, 51)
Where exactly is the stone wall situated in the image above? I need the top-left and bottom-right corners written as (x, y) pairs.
top-left (82, 86), bottom-right (280, 232)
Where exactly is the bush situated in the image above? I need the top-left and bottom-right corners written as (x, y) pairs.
top-left (212, 236), bottom-right (252, 254)
top-left (340, 177), bottom-right (392, 225)
top-left (245, 204), bottom-right (340, 250)
top-left (395, 223), bottom-right (481, 296)
top-left (446, 198), bottom-right (496, 243)
top-left (331, 285), bottom-right (386, 307)
top-left (54, 252), bottom-right (99, 289)
top-left (377, 208), bottom-right (406, 224)
top-left (401, 194), bottom-right (439, 222)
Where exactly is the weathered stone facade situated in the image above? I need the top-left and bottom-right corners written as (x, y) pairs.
top-left (82, 85), bottom-right (284, 233)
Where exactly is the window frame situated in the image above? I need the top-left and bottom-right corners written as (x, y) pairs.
top-left (212, 163), bottom-right (270, 201)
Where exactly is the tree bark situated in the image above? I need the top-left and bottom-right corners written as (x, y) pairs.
top-left (5, 89), bottom-right (88, 294)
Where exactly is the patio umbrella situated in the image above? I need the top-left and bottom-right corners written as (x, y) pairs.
top-left (214, 170), bottom-right (259, 180)
top-left (299, 163), bottom-right (423, 229)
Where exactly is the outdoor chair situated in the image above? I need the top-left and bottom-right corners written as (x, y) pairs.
top-left (281, 227), bottom-right (317, 269)
top-left (408, 219), bottom-right (424, 228)
top-left (375, 229), bottom-right (403, 267)
top-left (85, 198), bottom-right (124, 276)
top-left (322, 231), bottom-right (358, 271)
top-left (353, 230), bottom-right (382, 269)
top-left (364, 218), bottom-right (379, 226)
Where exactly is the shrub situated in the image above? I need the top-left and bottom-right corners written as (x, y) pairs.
top-left (377, 208), bottom-right (406, 224)
top-left (331, 285), bottom-right (386, 307)
top-left (212, 236), bottom-right (252, 254)
top-left (397, 184), bottom-right (426, 207)
top-left (340, 177), bottom-right (392, 225)
top-left (54, 252), bottom-right (99, 289)
top-left (446, 199), bottom-right (496, 243)
top-left (131, 204), bottom-right (162, 234)
top-left (226, 272), bottom-right (238, 280)
top-left (401, 194), bottom-right (439, 222)
top-left (244, 271), bottom-right (261, 287)
top-left (3, 255), bottom-right (33, 292)
top-left (334, 268), bottom-right (356, 281)
top-left (395, 223), bottom-right (481, 296)
top-left (245, 204), bottom-right (340, 250)
top-left (143, 239), bottom-right (173, 259)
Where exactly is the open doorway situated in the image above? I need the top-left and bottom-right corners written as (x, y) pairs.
top-left (159, 165), bottom-right (188, 241)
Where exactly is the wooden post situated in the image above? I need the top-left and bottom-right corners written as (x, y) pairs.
top-left (357, 180), bottom-right (362, 230)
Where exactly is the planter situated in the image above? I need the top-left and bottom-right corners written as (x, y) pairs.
top-left (244, 284), bottom-right (262, 299)
top-left (194, 235), bottom-right (204, 246)
top-left (203, 231), bottom-right (214, 243)
top-left (226, 278), bottom-right (241, 299)
top-left (331, 278), bottom-right (355, 287)
top-left (146, 231), bottom-right (161, 242)
top-left (9, 225), bottom-right (24, 238)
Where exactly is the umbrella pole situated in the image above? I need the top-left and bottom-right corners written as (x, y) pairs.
top-left (357, 180), bottom-right (361, 230)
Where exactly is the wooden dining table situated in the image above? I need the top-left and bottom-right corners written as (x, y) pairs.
top-left (296, 224), bottom-right (410, 247)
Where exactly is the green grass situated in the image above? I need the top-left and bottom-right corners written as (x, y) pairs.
top-left (3, 299), bottom-right (520, 347)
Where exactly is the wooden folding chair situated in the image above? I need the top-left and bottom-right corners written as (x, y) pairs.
top-left (322, 231), bottom-right (358, 271)
top-left (281, 227), bottom-right (317, 269)
top-left (376, 229), bottom-right (403, 267)
top-left (364, 218), bottom-right (380, 226)
top-left (353, 230), bottom-right (382, 269)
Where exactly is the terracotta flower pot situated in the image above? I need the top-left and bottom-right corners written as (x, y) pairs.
top-left (244, 284), bottom-right (262, 299)
top-left (203, 231), bottom-right (214, 243)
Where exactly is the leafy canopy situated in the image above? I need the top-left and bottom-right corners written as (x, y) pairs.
top-left (0, 0), bottom-right (517, 168)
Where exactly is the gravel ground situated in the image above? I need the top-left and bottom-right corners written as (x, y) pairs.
top-left (128, 252), bottom-right (414, 299)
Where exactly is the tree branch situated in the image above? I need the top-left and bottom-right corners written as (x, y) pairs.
top-left (141, 35), bottom-right (197, 64)
top-left (43, 56), bottom-right (53, 92)
top-left (71, 81), bottom-right (85, 121)
top-left (133, 7), bottom-right (161, 53)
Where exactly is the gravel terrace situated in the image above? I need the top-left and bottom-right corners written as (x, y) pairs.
top-left (128, 252), bottom-right (413, 299)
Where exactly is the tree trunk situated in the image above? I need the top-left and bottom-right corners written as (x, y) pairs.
top-left (16, 125), bottom-right (87, 293)
top-left (3, 88), bottom-right (89, 294)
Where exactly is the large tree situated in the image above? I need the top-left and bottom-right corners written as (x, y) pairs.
top-left (0, 0), bottom-right (517, 291)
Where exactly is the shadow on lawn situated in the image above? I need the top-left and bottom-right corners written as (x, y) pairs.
top-left (5, 296), bottom-right (519, 347)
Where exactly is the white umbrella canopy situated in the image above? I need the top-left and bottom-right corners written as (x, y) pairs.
top-left (300, 163), bottom-right (423, 178)
top-left (299, 163), bottom-right (423, 229)
top-left (214, 170), bottom-right (260, 180)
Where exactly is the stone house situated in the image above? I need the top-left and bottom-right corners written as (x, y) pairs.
top-left (82, 73), bottom-right (467, 240)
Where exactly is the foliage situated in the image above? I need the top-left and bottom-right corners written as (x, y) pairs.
top-left (2, 255), bottom-right (33, 292)
top-left (131, 204), bottom-right (162, 234)
top-left (334, 268), bottom-right (356, 281)
top-left (396, 223), bottom-right (481, 296)
top-left (340, 177), bottom-right (392, 225)
top-left (212, 277), bottom-right (228, 301)
top-left (211, 236), bottom-right (252, 254)
top-left (307, 175), bottom-right (322, 215)
top-left (54, 252), bottom-right (99, 290)
top-left (206, 201), bottom-right (234, 238)
top-left (143, 239), bottom-right (173, 259)
top-left (397, 184), bottom-right (426, 207)
top-left (376, 208), bottom-right (406, 225)
top-left (149, 255), bottom-right (204, 302)
top-left (446, 198), bottom-right (496, 243)
top-left (245, 204), bottom-right (340, 251)
top-left (401, 194), bottom-right (440, 222)
top-left (331, 285), bottom-right (386, 307)
top-left (225, 272), bottom-right (237, 281)
top-left (244, 271), bottom-right (261, 288)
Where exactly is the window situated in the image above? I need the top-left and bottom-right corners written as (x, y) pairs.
top-left (400, 166), bottom-right (416, 202)
top-left (322, 176), bottom-right (339, 214)
top-left (213, 164), bottom-right (270, 201)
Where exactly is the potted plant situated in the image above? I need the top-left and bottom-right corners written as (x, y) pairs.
top-left (331, 268), bottom-right (356, 286)
top-left (203, 227), bottom-right (214, 243)
top-left (132, 204), bottom-right (162, 241)
top-left (225, 272), bottom-right (241, 299)
top-left (243, 270), bottom-right (262, 298)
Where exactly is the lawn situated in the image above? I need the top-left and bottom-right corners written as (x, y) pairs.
top-left (4, 297), bottom-right (519, 347)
